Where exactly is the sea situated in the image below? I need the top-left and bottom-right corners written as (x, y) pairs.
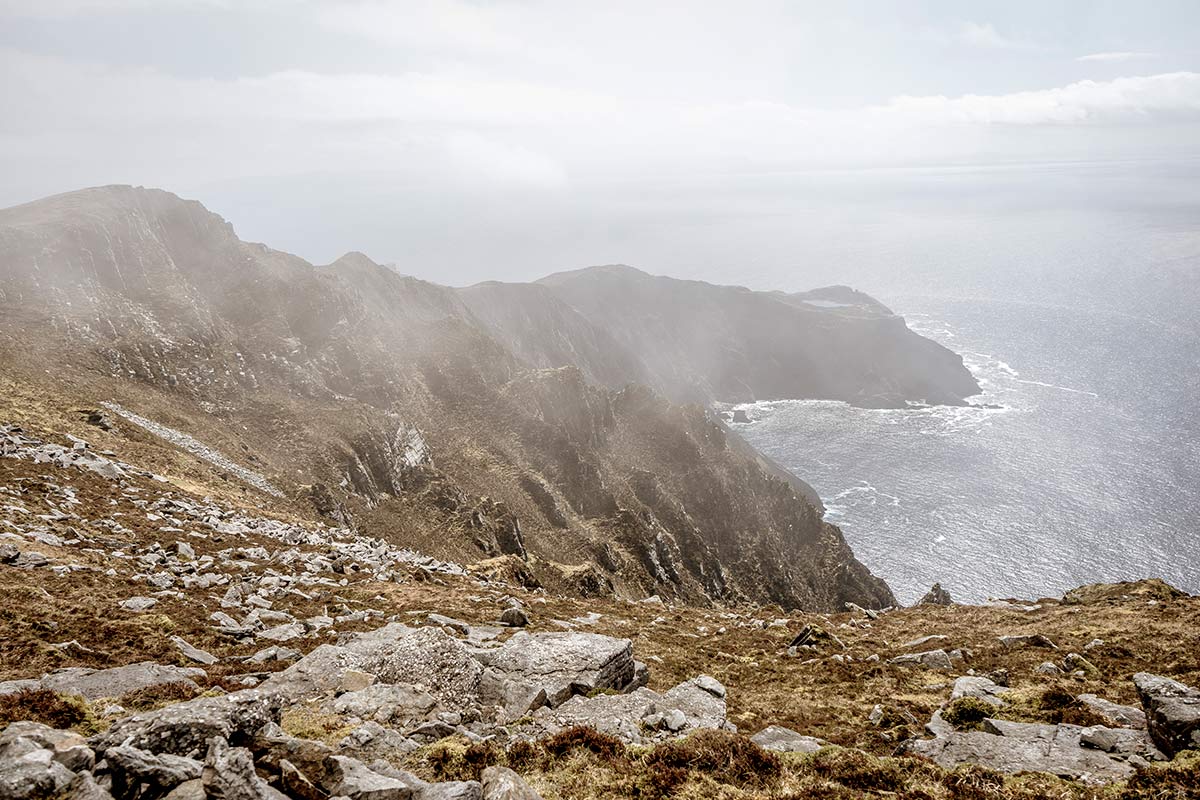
top-left (688, 160), bottom-right (1200, 604)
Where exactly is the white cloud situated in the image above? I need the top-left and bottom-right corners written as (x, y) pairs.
top-left (884, 72), bottom-right (1200, 125)
top-left (1076, 52), bottom-right (1159, 63)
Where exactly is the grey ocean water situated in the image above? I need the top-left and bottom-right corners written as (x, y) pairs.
top-left (687, 161), bottom-right (1200, 604)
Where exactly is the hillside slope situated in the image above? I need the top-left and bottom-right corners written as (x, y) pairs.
top-left (0, 185), bottom-right (893, 611)
top-left (0, 420), bottom-right (1196, 798)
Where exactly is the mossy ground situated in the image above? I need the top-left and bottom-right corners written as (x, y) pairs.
top-left (401, 729), bottom-right (1200, 799)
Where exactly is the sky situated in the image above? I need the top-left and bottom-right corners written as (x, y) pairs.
top-left (2, 0), bottom-right (1199, 284)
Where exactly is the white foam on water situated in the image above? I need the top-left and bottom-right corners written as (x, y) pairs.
top-left (1015, 378), bottom-right (1100, 398)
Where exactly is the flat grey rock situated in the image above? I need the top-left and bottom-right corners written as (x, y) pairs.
top-left (39, 662), bottom-right (205, 701)
top-left (750, 725), bottom-right (827, 753)
top-left (256, 622), bottom-right (305, 642)
top-left (1077, 693), bottom-right (1146, 729)
top-left (889, 649), bottom-right (954, 670)
top-left (245, 645), bottom-right (300, 664)
top-left (324, 754), bottom-right (424, 800)
top-left (951, 676), bottom-right (1008, 707)
top-left (120, 596), bottom-right (158, 612)
top-left (473, 631), bottom-right (635, 707)
top-left (1078, 725), bottom-right (1164, 761)
top-left (901, 635), bottom-right (948, 650)
top-left (171, 636), bottom-right (217, 666)
top-left (903, 724), bottom-right (1134, 785)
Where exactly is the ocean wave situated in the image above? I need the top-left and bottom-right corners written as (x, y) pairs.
top-left (1014, 378), bottom-right (1099, 398)
top-left (824, 481), bottom-right (902, 518)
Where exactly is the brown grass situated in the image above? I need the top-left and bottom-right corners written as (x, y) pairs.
top-left (0, 688), bottom-right (95, 731)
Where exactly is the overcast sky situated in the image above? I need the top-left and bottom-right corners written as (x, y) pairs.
top-left (2, 0), bottom-right (1199, 284)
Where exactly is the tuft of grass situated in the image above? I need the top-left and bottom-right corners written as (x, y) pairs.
top-left (807, 746), bottom-right (907, 794)
top-left (1033, 684), bottom-right (1108, 727)
top-left (1113, 751), bottom-right (1200, 800)
top-left (117, 681), bottom-right (200, 711)
top-left (505, 738), bottom-right (540, 772)
top-left (942, 697), bottom-right (996, 731)
top-left (543, 726), bottom-right (628, 763)
top-left (641, 729), bottom-right (781, 797)
top-left (280, 706), bottom-right (356, 745)
top-left (0, 689), bottom-right (99, 733)
top-left (420, 737), bottom-right (502, 782)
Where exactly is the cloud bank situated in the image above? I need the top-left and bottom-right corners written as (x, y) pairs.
top-left (3, 42), bottom-right (1197, 196)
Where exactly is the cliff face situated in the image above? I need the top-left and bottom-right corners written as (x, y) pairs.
top-left (0, 185), bottom-right (904, 610)
top-left (511, 265), bottom-right (981, 407)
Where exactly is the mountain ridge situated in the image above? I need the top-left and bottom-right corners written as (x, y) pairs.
top-left (0, 184), bottom-right (977, 613)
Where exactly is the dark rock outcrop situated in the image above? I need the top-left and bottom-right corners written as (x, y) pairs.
top-left (1133, 672), bottom-right (1200, 757)
top-left (918, 583), bottom-right (953, 606)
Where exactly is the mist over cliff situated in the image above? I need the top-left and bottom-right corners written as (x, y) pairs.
top-left (0, 184), bottom-right (988, 611)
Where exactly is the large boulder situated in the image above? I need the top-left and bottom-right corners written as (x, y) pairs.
top-left (330, 684), bottom-right (438, 727)
top-left (363, 627), bottom-right (485, 709)
top-left (261, 644), bottom-right (373, 699)
top-left (473, 631), bottom-right (635, 707)
top-left (265, 626), bottom-right (484, 710)
top-left (92, 689), bottom-right (281, 758)
top-left (1133, 672), bottom-right (1200, 756)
